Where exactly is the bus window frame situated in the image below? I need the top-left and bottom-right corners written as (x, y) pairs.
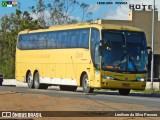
top-left (17, 28), bottom-right (90, 50)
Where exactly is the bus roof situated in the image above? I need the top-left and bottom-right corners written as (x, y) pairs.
top-left (19, 23), bottom-right (143, 34)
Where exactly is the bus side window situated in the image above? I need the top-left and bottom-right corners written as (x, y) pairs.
top-left (79, 29), bottom-right (89, 48)
top-left (70, 30), bottom-right (77, 48)
top-left (47, 32), bottom-right (56, 49)
top-left (81, 32), bottom-right (86, 47)
top-left (18, 35), bottom-right (23, 49)
top-left (56, 32), bottom-right (60, 48)
top-left (27, 34), bottom-right (32, 49)
top-left (60, 31), bottom-right (67, 48)
top-left (77, 30), bottom-right (80, 48)
top-left (22, 35), bottom-right (28, 50)
top-left (28, 33), bottom-right (37, 49)
top-left (37, 33), bottom-right (47, 49)
top-left (66, 31), bottom-right (70, 48)
top-left (67, 31), bottom-right (72, 48)
top-left (91, 28), bottom-right (100, 69)
top-left (47, 32), bottom-right (52, 48)
top-left (58, 31), bottom-right (62, 48)
top-left (53, 32), bottom-right (57, 48)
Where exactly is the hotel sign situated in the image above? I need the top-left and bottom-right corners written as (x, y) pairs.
top-left (129, 4), bottom-right (157, 11)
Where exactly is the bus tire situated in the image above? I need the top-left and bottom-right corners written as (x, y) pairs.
top-left (82, 74), bottom-right (94, 93)
top-left (34, 72), bottom-right (48, 89)
top-left (59, 85), bottom-right (77, 91)
top-left (27, 72), bottom-right (34, 88)
top-left (119, 89), bottom-right (130, 95)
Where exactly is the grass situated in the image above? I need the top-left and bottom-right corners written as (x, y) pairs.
top-left (98, 88), bottom-right (160, 95)
top-left (132, 89), bottom-right (160, 94)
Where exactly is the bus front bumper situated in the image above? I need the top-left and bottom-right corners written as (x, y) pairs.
top-left (101, 79), bottom-right (146, 90)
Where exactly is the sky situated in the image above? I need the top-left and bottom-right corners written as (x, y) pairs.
top-left (0, 0), bottom-right (160, 21)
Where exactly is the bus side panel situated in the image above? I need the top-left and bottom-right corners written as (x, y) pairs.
top-left (16, 63), bottom-right (25, 82)
top-left (46, 64), bottom-right (55, 79)
top-left (66, 63), bottom-right (76, 81)
top-left (56, 64), bottom-right (66, 79)
top-left (75, 49), bottom-right (95, 87)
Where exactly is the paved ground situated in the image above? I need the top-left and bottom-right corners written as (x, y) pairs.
top-left (1, 85), bottom-right (160, 110)
top-left (0, 79), bottom-right (160, 120)
top-left (3, 79), bottom-right (160, 90)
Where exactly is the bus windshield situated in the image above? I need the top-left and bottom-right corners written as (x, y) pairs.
top-left (102, 30), bottom-right (148, 73)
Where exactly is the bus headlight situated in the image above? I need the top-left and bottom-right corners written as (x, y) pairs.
top-left (137, 78), bottom-right (147, 82)
top-left (102, 76), bottom-right (115, 80)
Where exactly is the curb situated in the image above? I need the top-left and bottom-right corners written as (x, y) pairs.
top-left (3, 79), bottom-right (27, 87)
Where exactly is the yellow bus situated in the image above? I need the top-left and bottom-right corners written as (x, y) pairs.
top-left (16, 23), bottom-right (149, 95)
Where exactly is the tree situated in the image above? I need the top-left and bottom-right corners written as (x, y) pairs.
top-left (30, 0), bottom-right (93, 25)
top-left (29, 0), bottom-right (47, 28)
top-left (80, 2), bottom-right (92, 22)
top-left (0, 0), bottom-right (94, 78)
top-left (0, 10), bottom-right (38, 78)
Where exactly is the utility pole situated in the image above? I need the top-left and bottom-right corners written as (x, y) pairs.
top-left (151, 0), bottom-right (155, 89)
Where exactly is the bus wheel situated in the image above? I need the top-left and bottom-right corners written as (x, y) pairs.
top-left (82, 74), bottom-right (94, 93)
top-left (34, 72), bottom-right (48, 89)
top-left (119, 89), bottom-right (130, 95)
top-left (27, 72), bottom-right (34, 88)
top-left (59, 85), bottom-right (77, 91)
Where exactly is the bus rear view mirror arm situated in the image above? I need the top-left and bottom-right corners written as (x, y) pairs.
top-left (147, 46), bottom-right (151, 50)
top-left (99, 39), bottom-right (103, 56)
top-left (99, 46), bottom-right (102, 56)
top-left (148, 51), bottom-right (152, 61)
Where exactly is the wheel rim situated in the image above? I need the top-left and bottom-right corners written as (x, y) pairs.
top-left (34, 73), bottom-right (39, 87)
top-left (84, 77), bottom-right (88, 89)
top-left (28, 73), bottom-right (32, 86)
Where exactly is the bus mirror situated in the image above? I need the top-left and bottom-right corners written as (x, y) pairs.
top-left (99, 40), bottom-right (103, 56)
top-left (99, 46), bottom-right (102, 56)
top-left (148, 51), bottom-right (152, 71)
top-left (147, 46), bottom-right (151, 50)
top-left (147, 46), bottom-right (152, 61)
top-left (148, 51), bottom-right (152, 61)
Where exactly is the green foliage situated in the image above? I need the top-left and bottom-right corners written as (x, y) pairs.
top-left (142, 89), bottom-right (160, 94)
top-left (132, 89), bottom-right (160, 94)
top-left (0, 0), bottom-right (93, 78)
top-left (0, 10), bottom-right (38, 78)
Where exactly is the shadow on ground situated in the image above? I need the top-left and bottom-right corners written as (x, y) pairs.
top-left (87, 90), bottom-right (160, 98)
top-left (1, 85), bottom-right (160, 98)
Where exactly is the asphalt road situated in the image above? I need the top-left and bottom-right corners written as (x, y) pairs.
top-left (0, 85), bottom-right (160, 110)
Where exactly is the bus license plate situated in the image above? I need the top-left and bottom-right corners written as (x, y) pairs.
top-left (122, 83), bottom-right (130, 87)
